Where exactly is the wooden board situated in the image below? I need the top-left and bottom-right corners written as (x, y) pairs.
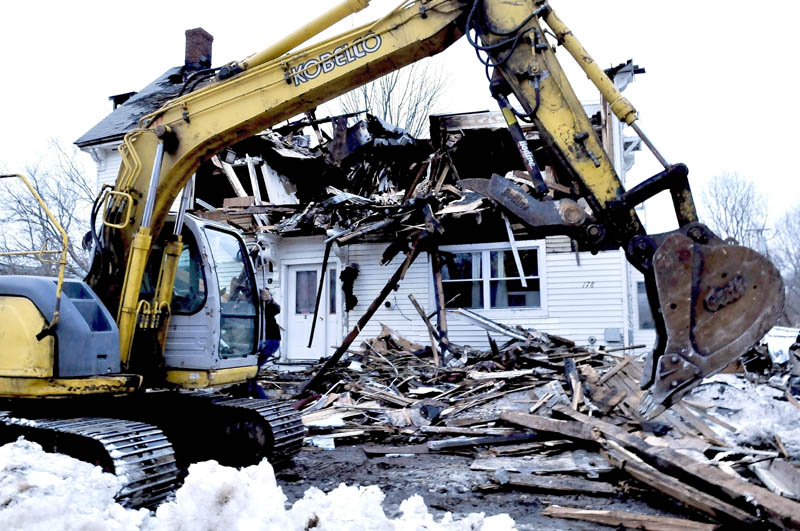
top-left (471, 450), bottom-right (613, 475)
top-left (541, 506), bottom-right (718, 530)
top-left (498, 473), bottom-right (616, 495)
top-left (554, 405), bottom-right (800, 528)
top-left (500, 411), bottom-right (595, 441)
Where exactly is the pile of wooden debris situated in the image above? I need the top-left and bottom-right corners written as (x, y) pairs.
top-left (261, 320), bottom-right (800, 529)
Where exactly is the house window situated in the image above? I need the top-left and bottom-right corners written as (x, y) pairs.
top-left (328, 268), bottom-right (337, 314)
top-left (490, 250), bottom-right (540, 308)
top-left (440, 244), bottom-right (542, 310)
top-left (441, 252), bottom-right (483, 308)
top-left (637, 281), bottom-right (655, 329)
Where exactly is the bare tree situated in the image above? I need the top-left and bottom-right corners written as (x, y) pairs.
top-left (0, 140), bottom-right (95, 277)
top-left (337, 60), bottom-right (447, 138)
top-left (772, 205), bottom-right (800, 326)
top-left (701, 172), bottom-right (768, 251)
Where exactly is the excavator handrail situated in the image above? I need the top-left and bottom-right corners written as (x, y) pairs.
top-left (0, 173), bottom-right (69, 329)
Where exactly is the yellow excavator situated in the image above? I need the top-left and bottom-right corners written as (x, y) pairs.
top-left (0, 0), bottom-right (784, 506)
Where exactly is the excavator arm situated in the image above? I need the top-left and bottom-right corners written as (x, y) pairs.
top-left (88, 0), bottom-right (784, 417)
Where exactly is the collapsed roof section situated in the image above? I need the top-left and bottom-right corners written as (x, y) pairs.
top-left (190, 107), bottom-right (609, 251)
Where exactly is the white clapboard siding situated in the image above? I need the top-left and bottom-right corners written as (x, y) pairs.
top-left (344, 243), bottom-right (432, 348)
top-left (338, 241), bottom-right (633, 352)
top-left (444, 249), bottom-right (628, 350)
top-left (97, 147), bottom-right (122, 190)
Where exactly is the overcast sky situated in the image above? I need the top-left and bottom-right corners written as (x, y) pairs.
top-left (1, 0), bottom-right (797, 233)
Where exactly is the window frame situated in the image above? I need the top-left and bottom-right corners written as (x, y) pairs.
top-left (203, 225), bottom-right (260, 358)
top-left (635, 280), bottom-right (656, 330)
top-left (437, 240), bottom-right (547, 316)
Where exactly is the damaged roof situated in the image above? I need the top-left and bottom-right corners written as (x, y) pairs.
top-left (74, 66), bottom-right (185, 148)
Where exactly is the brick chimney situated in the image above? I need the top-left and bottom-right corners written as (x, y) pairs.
top-left (185, 28), bottom-right (213, 70)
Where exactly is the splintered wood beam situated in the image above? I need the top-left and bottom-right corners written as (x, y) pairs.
top-left (307, 240), bottom-right (333, 348)
top-left (429, 248), bottom-right (451, 358)
top-left (408, 293), bottom-right (440, 366)
top-left (298, 234), bottom-right (425, 395)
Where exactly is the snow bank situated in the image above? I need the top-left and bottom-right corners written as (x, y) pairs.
top-left (0, 438), bottom-right (149, 531)
top-left (690, 374), bottom-right (800, 456)
top-left (0, 439), bottom-right (516, 531)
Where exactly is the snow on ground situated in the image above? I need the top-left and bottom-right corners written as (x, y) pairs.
top-left (0, 438), bottom-right (516, 531)
top-left (690, 374), bottom-right (800, 455)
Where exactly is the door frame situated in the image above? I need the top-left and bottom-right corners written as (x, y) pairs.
top-left (280, 257), bottom-right (342, 362)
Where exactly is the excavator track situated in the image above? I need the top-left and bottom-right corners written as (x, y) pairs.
top-left (208, 397), bottom-right (305, 466)
top-left (140, 394), bottom-right (305, 469)
top-left (0, 395), bottom-right (304, 508)
top-left (0, 412), bottom-right (179, 508)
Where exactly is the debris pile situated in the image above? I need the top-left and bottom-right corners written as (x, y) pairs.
top-left (191, 110), bottom-right (554, 256)
top-left (261, 321), bottom-right (800, 529)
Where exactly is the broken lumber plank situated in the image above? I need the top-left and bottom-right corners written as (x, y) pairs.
top-left (541, 506), bottom-right (718, 531)
top-left (554, 405), bottom-right (800, 529)
top-left (500, 411), bottom-right (595, 441)
top-left (427, 432), bottom-right (536, 451)
top-left (467, 369), bottom-right (537, 380)
top-left (528, 392), bottom-right (553, 414)
top-left (363, 443), bottom-right (430, 455)
top-left (420, 425), bottom-right (516, 437)
top-left (603, 439), bottom-right (757, 525)
top-left (584, 383), bottom-right (626, 415)
top-left (596, 356), bottom-right (631, 386)
top-left (433, 162), bottom-right (450, 194)
top-left (502, 213), bottom-right (528, 287)
top-left (494, 473), bottom-right (616, 495)
top-left (445, 414), bottom-right (502, 428)
top-left (485, 439), bottom-right (573, 457)
top-left (446, 383), bottom-right (541, 417)
top-left (471, 450), bottom-right (613, 475)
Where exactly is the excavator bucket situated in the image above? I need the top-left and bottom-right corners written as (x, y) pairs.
top-left (638, 231), bottom-right (785, 419)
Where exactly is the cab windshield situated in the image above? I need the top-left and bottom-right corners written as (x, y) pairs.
top-left (204, 227), bottom-right (257, 358)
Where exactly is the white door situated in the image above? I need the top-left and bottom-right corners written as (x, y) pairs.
top-left (286, 264), bottom-right (327, 360)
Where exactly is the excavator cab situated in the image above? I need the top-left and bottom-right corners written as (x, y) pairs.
top-left (139, 214), bottom-right (262, 387)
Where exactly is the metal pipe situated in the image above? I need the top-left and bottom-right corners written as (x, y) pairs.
top-left (239, 0), bottom-right (370, 72)
top-left (631, 122), bottom-right (670, 169)
top-left (173, 174), bottom-right (195, 236)
top-left (141, 140), bottom-right (165, 228)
